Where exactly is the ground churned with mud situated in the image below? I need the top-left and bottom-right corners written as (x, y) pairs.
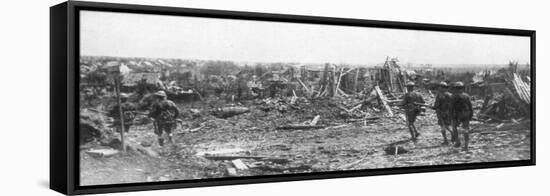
top-left (80, 96), bottom-right (530, 186)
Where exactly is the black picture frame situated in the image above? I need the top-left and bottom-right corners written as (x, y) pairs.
top-left (50, 1), bottom-right (536, 195)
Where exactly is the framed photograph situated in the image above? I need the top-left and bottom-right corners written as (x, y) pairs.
top-left (50, 1), bottom-right (535, 195)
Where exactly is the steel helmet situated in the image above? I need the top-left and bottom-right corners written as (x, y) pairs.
top-left (439, 81), bottom-right (448, 87)
top-left (405, 81), bottom-right (416, 87)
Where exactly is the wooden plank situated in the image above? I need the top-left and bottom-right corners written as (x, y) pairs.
top-left (354, 68), bottom-right (359, 93)
top-left (196, 148), bottom-right (246, 156)
top-left (296, 78), bottom-right (311, 94)
top-left (276, 125), bottom-right (326, 130)
top-left (347, 117), bottom-right (381, 122)
top-left (335, 67), bottom-right (344, 94)
top-left (349, 104), bottom-right (363, 112)
top-left (204, 155), bottom-right (290, 164)
top-left (511, 75), bottom-right (527, 102)
top-left (291, 90), bottom-right (297, 104)
top-left (335, 68), bottom-right (356, 96)
top-left (232, 159), bottom-right (249, 170)
top-left (515, 74), bottom-right (531, 103)
top-left (374, 86), bottom-right (394, 117)
top-left (513, 78), bottom-right (529, 103)
top-left (310, 115), bottom-right (321, 125)
top-left (226, 167), bottom-right (238, 176)
top-left (514, 73), bottom-right (530, 103)
top-left (337, 88), bottom-right (351, 97)
top-left (85, 149), bottom-right (119, 158)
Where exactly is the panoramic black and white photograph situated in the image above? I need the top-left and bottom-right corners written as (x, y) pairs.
top-left (78, 10), bottom-right (532, 186)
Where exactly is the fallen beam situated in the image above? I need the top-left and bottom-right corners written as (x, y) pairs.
top-left (276, 125), bottom-right (326, 130)
top-left (310, 115), bottom-right (321, 125)
top-left (374, 86), bottom-right (394, 117)
top-left (232, 159), bottom-right (249, 170)
top-left (347, 117), bottom-right (381, 122)
top-left (297, 78), bottom-right (311, 94)
top-left (85, 149), bottom-right (119, 158)
top-left (290, 90), bottom-right (298, 104)
top-left (203, 155), bottom-right (290, 164)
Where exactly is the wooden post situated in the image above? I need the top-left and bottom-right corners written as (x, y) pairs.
top-left (114, 76), bottom-right (126, 152)
top-left (328, 65), bottom-right (335, 97)
top-left (354, 68), bottom-right (359, 93)
top-left (300, 65), bottom-right (306, 81)
top-left (336, 68), bottom-right (355, 95)
top-left (335, 67), bottom-right (343, 97)
top-left (388, 68), bottom-right (393, 92)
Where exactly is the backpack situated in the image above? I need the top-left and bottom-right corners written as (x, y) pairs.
top-left (159, 110), bottom-right (175, 122)
top-left (123, 111), bottom-right (135, 121)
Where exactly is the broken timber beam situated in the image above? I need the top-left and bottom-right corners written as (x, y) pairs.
top-left (335, 68), bottom-right (355, 97)
top-left (232, 159), bottom-right (249, 170)
top-left (374, 86), bottom-right (394, 117)
top-left (353, 68), bottom-right (359, 93)
top-left (347, 116), bottom-right (381, 122)
top-left (297, 78), bottom-right (311, 94)
top-left (276, 125), bottom-right (326, 130)
top-left (310, 115), bottom-right (321, 125)
top-left (203, 155), bottom-right (289, 164)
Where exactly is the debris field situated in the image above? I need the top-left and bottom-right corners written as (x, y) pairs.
top-left (79, 57), bottom-right (531, 185)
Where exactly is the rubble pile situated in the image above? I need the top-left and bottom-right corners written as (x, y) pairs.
top-left (80, 109), bottom-right (114, 144)
top-left (78, 56), bottom-right (532, 184)
top-left (478, 73), bottom-right (531, 121)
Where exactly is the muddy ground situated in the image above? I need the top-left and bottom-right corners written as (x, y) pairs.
top-left (80, 96), bottom-right (531, 186)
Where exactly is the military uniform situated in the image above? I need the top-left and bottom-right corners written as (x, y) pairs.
top-left (149, 98), bottom-right (180, 145)
top-left (402, 82), bottom-right (424, 140)
top-left (433, 91), bottom-right (453, 126)
top-left (402, 91), bottom-right (425, 123)
top-left (450, 82), bottom-right (473, 151)
top-left (109, 102), bottom-right (136, 133)
top-left (433, 82), bottom-right (453, 144)
top-left (451, 92), bottom-right (473, 129)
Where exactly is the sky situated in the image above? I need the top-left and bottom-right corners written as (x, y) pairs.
top-left (80, 10), bottom-right (531, 66)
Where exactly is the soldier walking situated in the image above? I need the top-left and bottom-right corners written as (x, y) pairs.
top-left (148, 91), bottom-right (180, 146)
top-left (450, 82), bottom-right (473, 151)
top-left (108, 93), bottom-right (136, 133)
top-left (433, 82), bottom-right (453, 145)
top-left (401, 82), bottom-right (425, 141)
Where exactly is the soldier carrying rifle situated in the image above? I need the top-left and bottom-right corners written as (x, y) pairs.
top-left (148, 91), bottom-right (180, 146)
top-left (433, 81), bottom-right (454, 145)
top-left (401, 81), bottom-right (425, 141)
